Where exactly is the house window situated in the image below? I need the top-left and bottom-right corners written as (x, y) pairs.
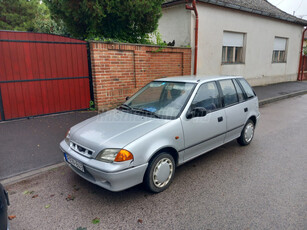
top-left (222, 31), bottom-right (245, 64)
top-left (272, 37), bottom-right (287, 63)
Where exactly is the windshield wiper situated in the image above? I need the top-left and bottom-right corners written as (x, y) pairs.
top-left (118, 104), bottom-right (132, 110)
top-left (119, 104), bottom-right (160, 118)
top-left (131, 107), bottom-right (161, 118)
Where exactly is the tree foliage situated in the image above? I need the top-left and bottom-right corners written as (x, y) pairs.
top-left (44, 0), bottom-right (164, 43)
top-left (0, 0), bottom-right (38, 31)
top-left (0, 0), bottom-right (67, 35)
top-left (32, 2), bottom-right (68, 35)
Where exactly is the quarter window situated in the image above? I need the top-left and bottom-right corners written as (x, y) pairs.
top-left (272, 37), bottom-right (287, 63)
top-left (222, 31), bottom-right (245, 64)
top-left (191, 82), bottom-right (221, 112)
top-left (219, 80), bottom-right (239, 106)
top-left (238, 79), bottom-right (255, 99)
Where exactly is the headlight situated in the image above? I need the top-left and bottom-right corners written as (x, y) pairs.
top-left (65, 129), bottom-right (71, 145)
top-left (96, 149), bottom-right (134, 163)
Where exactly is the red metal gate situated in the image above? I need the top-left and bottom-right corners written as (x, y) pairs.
top-left (0, 31), bottom-right (92, 121)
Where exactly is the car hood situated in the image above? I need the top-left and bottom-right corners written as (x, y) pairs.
top-left (70, 109), bottom-right (169, 156)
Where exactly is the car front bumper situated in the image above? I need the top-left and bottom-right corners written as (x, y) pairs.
top-left (60, 140), bottom-right (148, 192)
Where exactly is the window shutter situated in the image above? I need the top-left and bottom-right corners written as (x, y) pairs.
top-left (273, 37), bottom-right (287, 51)
top-left (223, 32), bottom-right (244, 47)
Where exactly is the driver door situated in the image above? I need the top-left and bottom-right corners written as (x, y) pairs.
top-left (181, 81), bottom-right (226, 162)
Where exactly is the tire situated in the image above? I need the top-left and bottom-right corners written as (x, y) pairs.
top-left (237, 119), bottom-right (255, 146)
top-left (144, 153), bottom-right (175, 193)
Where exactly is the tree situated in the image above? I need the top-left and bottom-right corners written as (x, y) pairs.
top-left (32, 2), bottom-right (68, 35)
top-left (0, 0), bottom-right (38, 31)
top-left (0, 0), bottom-right (67, 35)
top-left (44, 0), bottom-right (164, 43)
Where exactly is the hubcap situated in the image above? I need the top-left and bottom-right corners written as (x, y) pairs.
top-left (153, 158), bottom-right (173, 188)
top-left (244, 123), bottom-right (254, 143)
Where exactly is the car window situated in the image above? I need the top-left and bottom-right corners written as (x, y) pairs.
top-left (233, 79), bottom-right (245, 102)
top-left (190, 82), bottom-right (221, 112)
top-left (126, 81), bottom-right (195, 119)
top-left (238, 78), bottom-right (255, 98)
top-left (130, 83), bottom-right (164, 105)
top-left (219, 79), bottom-right (239, 106)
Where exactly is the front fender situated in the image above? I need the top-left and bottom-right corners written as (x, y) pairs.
top-left (124, 119), bottom-right (184, 166)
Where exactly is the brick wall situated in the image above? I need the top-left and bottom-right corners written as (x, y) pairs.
top-left (90, 42), bottom-right (191, 111)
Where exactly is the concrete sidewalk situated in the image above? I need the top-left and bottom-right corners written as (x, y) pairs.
top-left (1, 80), bottom-right (307, 183)
top-left (0, 111), bottom-right (98, 181)
top-left (254, 81), bottom-right (307, 106)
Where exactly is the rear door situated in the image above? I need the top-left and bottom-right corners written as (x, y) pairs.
top-left (218, 79), bottom-right (247, 142)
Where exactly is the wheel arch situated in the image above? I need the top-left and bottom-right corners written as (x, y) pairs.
top-left (248, 115), bottom-right (257, 126)
top-left (147, 146), bottom-right (179, 167)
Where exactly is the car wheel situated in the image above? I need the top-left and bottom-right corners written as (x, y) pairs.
top-left (144, 153), bottom-right (175, 193)
top-left (237, 119), bottom-right (255, 146)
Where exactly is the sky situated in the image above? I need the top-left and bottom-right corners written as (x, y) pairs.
top-left (268, 0), bottom-right (307, 20)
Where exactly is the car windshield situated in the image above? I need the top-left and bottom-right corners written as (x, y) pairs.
top-left (120, 81), bottom-right (196, 119)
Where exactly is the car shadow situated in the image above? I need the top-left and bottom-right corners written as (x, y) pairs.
top-left (67, 139), bottom-right (246, 204)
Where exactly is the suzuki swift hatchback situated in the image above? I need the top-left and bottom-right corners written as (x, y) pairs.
top-left (60, 76), bottom-right (260, 193)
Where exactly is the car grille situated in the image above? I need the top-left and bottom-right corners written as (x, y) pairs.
top-left (70, 141), bottom-right (94, 158)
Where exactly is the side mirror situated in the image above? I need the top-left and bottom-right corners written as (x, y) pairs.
top-left (125, 96), bottom-right (130, 101)
top-left (186, 107), bottom-right (207, 119)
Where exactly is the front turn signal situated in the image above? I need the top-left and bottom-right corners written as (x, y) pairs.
top-left (114, 149), bottom-right (134, 162)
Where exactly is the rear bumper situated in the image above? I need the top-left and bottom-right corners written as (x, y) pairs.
top-left (60, 141), bottom-right (148, 192)
top-left (256, 113), bottom-right (260, 126)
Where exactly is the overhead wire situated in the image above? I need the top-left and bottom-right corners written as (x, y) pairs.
top-left (294, 0), bottom-right (303, 12)
top-left (275, 0), bottom-right (286, 6)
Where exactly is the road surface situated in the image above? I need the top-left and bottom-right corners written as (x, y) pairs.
top-left (5, 95), bottom-right (307, 229)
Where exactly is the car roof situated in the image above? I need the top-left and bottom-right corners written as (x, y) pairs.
top-left (155, 75), bottom-right (244, 84)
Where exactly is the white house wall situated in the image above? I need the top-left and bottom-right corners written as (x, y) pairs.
top-left (158, 3), bottom-right (304, 86)
top-left (158, 5), bottom-right (192, 48)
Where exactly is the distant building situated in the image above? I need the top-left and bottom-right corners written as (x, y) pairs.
top-left (159, 0), bottom-right (307, 86)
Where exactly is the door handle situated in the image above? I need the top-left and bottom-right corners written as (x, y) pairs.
top-left (218, 117), bottom-right (223, 122)
top-left (244, 107), bottom-right (248, 112)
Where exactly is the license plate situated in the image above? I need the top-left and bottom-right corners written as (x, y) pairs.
top-left (65, 153), bottom-right (84, 172)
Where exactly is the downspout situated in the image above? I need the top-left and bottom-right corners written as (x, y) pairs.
top-left (186, 0), bottom-right (198, 75)
top-left (297, 27), bottom-right (307, 81)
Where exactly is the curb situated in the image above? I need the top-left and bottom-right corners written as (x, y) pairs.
top-left (1, 162), bottom-right (66, 186)
top-left (259, 90), bottom-right (307, 107)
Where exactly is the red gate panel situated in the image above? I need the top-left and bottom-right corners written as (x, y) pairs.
top-left (0, 31), bottom-right (92, 121)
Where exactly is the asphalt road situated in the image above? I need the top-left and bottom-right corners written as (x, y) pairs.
top-left (4, 95), bottom-right (307, 230)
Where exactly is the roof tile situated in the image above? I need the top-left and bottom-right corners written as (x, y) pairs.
top-left (163, 0), bottom-right (307, 26)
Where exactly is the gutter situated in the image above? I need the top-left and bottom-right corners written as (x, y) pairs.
top-left (185, 0), bottom-right (198, 75)
top-left (298, 28), bottom-right (307, 81)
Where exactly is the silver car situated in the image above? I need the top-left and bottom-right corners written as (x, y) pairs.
top-left (60, 76), bottom-right (260, 193)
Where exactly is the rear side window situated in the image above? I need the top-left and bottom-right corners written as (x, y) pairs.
top-left (191, 82), bottom-right (221, 112)
top-left (219, 80), bottom-right (239, 106)
top-left (238, 78), bottom-right (255, 98)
